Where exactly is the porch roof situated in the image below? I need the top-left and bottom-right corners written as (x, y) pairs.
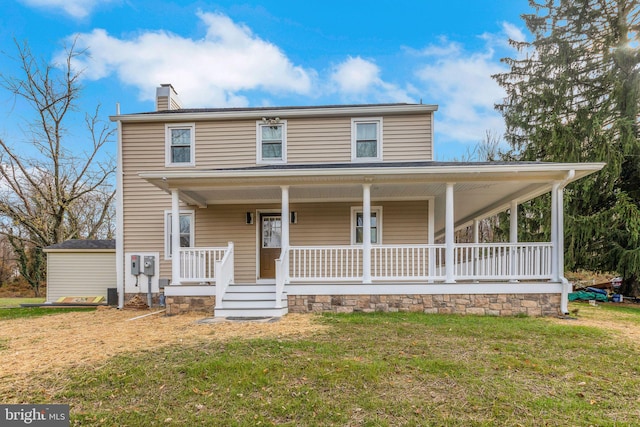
top-left (140, 161), bottom-right (604, 236)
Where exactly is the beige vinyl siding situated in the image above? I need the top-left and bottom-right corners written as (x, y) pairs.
top-left (382, 114), bottom-right (432, 161)
top-left (122, 113), bottom-right (432, 176)
top-left (195, 120), bottom-right (257, 168)
top-left (382, 201), bottom-right (429, 244)
top-left (46, 252), bottom-right (116, 302)
top-left (122, 123), bottom-right (179, 279)
top-left (120, 110), bottom-right (433, 284)
top-left (287, 118), bottom-right (352, 163)
top-left (156, 96), bottom-right (169, 111)
top-left (289, 203), bottom-right (352, 245)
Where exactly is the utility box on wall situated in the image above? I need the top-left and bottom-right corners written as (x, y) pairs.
top-left (124, 252), bottom-right (161, 293)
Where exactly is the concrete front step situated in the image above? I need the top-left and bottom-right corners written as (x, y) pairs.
top-left (226, 284), bottom-right (278, 293)
top-left (224, 291), bottom-right (283, 300)
top-left (222, 299), bottom-right (288, 309)
top-left (215, 283), bottom-right (288, 318)
top-left (214, 306), bottom-right (288, 318)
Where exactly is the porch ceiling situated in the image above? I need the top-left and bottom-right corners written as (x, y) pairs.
top-left (140, 161), bottom-right (604, 236)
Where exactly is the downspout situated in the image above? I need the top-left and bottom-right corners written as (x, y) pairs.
top-left (556, 170), bottom-right (575, 315)
top-left (115, 104), bottom-right (125, 309)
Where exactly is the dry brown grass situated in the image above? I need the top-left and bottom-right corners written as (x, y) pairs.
top-left (0, 307), bottom-right (326, 401)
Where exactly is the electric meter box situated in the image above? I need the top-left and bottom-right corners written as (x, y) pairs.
top-left (143, 256), bottom-right (155, 276)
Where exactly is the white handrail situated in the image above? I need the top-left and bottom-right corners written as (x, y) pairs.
top-left (214, 242), bottom-right (234, 309)
top-left (275, 247), bottom-right (289, 308)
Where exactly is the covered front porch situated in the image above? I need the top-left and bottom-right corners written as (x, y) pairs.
top-left (143, 161), bottom-right (604, 317)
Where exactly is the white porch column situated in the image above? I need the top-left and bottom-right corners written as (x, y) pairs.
top-left (428, 197), bottom-right (435, 282)
top-left (362, 183), bottom-right (372, 284)
top-left (472, 219), bottom-right (480, 282)
top-left (557, 187), bottom-right (565, 280)
top-left (510, 200), bottom-right (518, 244)
top-left (557, 185), bottom-right (571, 313)
top-left (445, 183), bottom-right (456, 283)
top-left (510, 200), bottom-right (518, 280)
top-left (550, 182), bottom-right (560, 282)
top-left (281, 186), bottom-right (290, 252)
top-left (171, 189), bottom-right (181, 286)
top-left (473, 219), bottom-right (480, 243)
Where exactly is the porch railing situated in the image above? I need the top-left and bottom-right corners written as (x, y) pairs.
top-left (179, 245), bottom-right (229, 283)
top-left (453, 243), bottom-right (553, 280)
top-left (179, 242), bottom-right (554, 286)
top-left (284, 243), bottom-right (553, 283)
top-left (371, 245), bottom-right (446, 281)
top-left (289, 246), bottom-right (363, 281)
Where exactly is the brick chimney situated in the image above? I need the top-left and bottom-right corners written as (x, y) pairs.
top-left (155, 84), bottom-right (183, 111)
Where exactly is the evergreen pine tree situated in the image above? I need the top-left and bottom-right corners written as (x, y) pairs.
top-left (494, 0), bottom-right (640, 294)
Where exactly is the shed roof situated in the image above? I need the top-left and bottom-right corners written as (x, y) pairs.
top-left (44, 239), bottom-right (115, 252)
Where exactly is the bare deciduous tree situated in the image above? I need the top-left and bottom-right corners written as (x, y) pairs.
top-left (0, 39), bottom-right (115, 296)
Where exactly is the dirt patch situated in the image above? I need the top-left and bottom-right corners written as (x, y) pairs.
top-left (0, 307), bottom-right (326, 399)
top-left (550, 302), bottom-right (640, 347)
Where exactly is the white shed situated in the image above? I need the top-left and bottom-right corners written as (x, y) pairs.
top-left (44, 239), bottom-right (116, 304)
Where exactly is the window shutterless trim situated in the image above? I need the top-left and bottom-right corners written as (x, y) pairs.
top-left (350, 206), bottom-right (383, 245)
top-left (256, 120), bottom-right (287, 164)
top-left (165, 123), bottom-right (195, 167)
top-left (164, 210), bottom-right (195, 259)
top-left (351, 117), bottom-right (383, 162)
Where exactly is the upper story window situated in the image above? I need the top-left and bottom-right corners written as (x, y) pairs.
top-left (166, 123), bottom-right (195, 167)
top-left (352, 118), bottom-right (383, 162)
top-left (257, 120), bottom-right (287, 164)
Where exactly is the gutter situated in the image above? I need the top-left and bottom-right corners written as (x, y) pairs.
top-left (109, 103), bottom-right (438, 123)
top-left (115, 104), bottom-right (125, 310)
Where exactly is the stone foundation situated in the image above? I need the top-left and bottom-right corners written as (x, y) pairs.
top-left (165, 295), bottom-right (216, 316)
top-left (287, 293), bottom-right (561, 317)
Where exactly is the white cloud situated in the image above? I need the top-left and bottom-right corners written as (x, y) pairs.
top-left (64, 11), bottom-right (313, 107)
top-left (501, 22), bottom-right (527, 43)
top-left (20, 0), bottom-right (116, 19)
top-left (415, 34), bottom-right (511, 146)
top-left (330, 56), bottom-right (413, 103)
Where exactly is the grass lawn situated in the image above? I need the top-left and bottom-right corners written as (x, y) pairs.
top-left (7, 304), bottom-right (640, 426)
top-left (0, 297), bottom-right (45, 308)
top-left (0, 306), bottom-right (96, 320)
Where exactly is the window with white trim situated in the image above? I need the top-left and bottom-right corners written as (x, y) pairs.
top-left (351, 206), bottom-right (383, 244)
top-left (165, 211), bottom-right (194, 259)
top-left (257, 120), bottom-right (287, 163)
top-left (352, 118), bottom-right (382, 161)
top-left (165, 123), bottom-right (195, 166)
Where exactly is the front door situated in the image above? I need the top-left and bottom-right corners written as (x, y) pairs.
top-left (260, 213), bottom-right (281, 279)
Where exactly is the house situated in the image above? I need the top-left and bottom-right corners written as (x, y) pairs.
top-left (43, 239), bottom-right (116, 304)
top-left (110, 84), bottom-right (604, 318)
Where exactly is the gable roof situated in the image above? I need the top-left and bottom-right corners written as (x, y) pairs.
top-left (44, 239), bottom-right (115, 252)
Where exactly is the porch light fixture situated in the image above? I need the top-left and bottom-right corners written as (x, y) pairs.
top-left (246, 212), bottom-right (254, 225)
top-left (261, 117), bottom-right (280, 124)
top-left (290, 211), bottom-right (297, 224)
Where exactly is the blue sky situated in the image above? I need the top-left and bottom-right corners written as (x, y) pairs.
top-left (1, 0), bottom-right (531, 160)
